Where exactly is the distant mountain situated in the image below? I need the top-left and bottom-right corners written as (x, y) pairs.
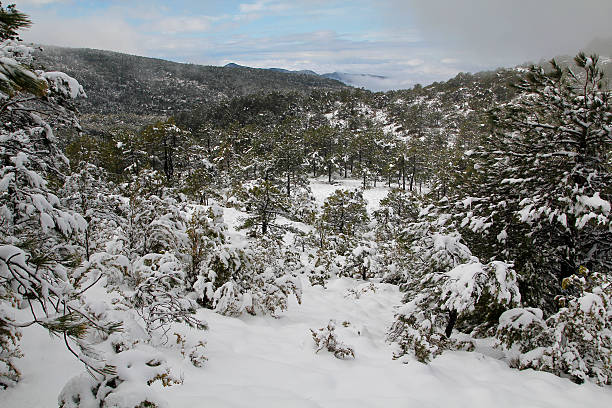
top-left (32, 47), bottom-right (348, 117)
top-left (321, 72), bottom-right (386, 81)
top-left (320, 72), bottom-right (389, 90)
top-left (223, 62), bottom-right (388, 90)
top-left (223, 63), bottom-right (318, 76)
top-left (268, 68), bottom-right (319, 76)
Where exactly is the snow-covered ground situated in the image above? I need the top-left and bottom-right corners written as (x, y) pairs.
top-left (3, 277), bottom-right (611, 408)
top-left (2, 178), bottom-right (612, 407)
top-left (310, 178), bottom-right (390, 213)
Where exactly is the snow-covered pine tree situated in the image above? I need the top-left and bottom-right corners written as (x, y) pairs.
top-left (454, 54), bottom-right (611, 310)
top-left (318, 189), bottom-right (369, 251)
top-left (237, 172), bottom-right (289, 237)
top-left (496, 266), bottom-right (611, 385)
top-left (0, 4), bottom-right (118, 386)
top-left (195, 235), bottom-right (303, 317)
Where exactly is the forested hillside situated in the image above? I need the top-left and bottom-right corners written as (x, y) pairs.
top-left (34, 46), bottom-right (348, 115)
top-left (1, 4), bottom-right (611, 407)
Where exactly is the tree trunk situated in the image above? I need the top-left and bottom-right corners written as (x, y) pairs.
top-left (401, 156), bottom-right (406, 191)
top-left (445, 310), bottom-right (457, 338)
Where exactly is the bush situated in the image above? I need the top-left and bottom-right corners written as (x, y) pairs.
top-left (311, 320), bottom-right (355, 360)
top-left (496, 267), bottom-right (611, 385)
top-left (388, 259), bottom-right (520, 363)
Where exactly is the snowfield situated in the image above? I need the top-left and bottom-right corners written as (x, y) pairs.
top-left (3, 277), bottom-right (611, 408)
top-left (1, 179), bottom-right (611, 408)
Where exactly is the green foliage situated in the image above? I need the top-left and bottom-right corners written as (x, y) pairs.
top-left (320, 189), bottom-right (369, 238)
top-left (237, 177), bottom-right (289, 236)
top-left (496, 267), bottom-right (611, 385)
top-left (453, 54), bottom-right (612, 310)
top-left (0, 3), bottom-right (31, 41)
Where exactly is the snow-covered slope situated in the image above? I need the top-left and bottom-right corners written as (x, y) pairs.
top-left (3, 276), bottom-right (611, 407)
top-left (2, 179), bottom-right (611, 408)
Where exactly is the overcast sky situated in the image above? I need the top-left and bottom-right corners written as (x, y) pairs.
top-left (16, 0), bottom-right (612, 91)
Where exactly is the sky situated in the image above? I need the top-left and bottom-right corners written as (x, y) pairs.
top-left (16, 0), bottom-right (612, 91)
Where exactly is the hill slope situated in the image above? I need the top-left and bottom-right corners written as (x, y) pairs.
top-left (2, 180), bottom-right (611, 408)
top-left (33, 46), bottom-right (348, 116)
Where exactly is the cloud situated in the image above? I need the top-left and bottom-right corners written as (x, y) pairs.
top-left (16, 0), bottom-right (70, 4)
top-left (155, 16), bottom-right (215, 34)
top-left (440, 58), bottom-right (459, 65)
top-left (199, 29), bottom-right (459, 90)
top-left (23, 0), bottom-right (574, 90)
top-left (239, 0), bottom-right (292, 14)
top-left (21, 10), bottom-right (145, 55)
top-left (384, 0), bottom-right (612, 66)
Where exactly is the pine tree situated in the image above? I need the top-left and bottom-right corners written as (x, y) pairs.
top-left (320, 189), bottom-right (369, 238)
top-left (453, 54), bottom-right (612, 309)
top-left (0, 4), bottom-right (118, 386)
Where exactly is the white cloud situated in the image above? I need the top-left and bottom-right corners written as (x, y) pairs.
top-left (155, 16), bottom-right (215, 34)
top-left (384, 0), bottom-right (612, 66)
top-left (441, 58), bottom-right (459, 64)
top-left (400, 59), bottom-right (424, 67)
top-left (239, 0), bottom-right (291, 14)
top-left (16, 0), bottom-right (69, 5)
top-left (22, 10), bottom-right (145, 55)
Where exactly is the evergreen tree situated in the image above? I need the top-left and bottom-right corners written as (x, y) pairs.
top-left (0, 5), bottom-right (118, 386)
top-left (454, 54), bottom-right (612, 309)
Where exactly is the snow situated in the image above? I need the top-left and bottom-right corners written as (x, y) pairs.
top-left (42, 71), bottom-right (86, 99)
top-left (3, 276), bottom-right (611, 408)
top-left (309, 178), bottom-right (390, 213)
top-left (499, 308), bottom-right (544, 330)
top-left (578, 192), bottom-right (611, 215)
top-left (2, 180), bottom-right (612, 407)
top-left (578, 293), bottom-right (604, 315)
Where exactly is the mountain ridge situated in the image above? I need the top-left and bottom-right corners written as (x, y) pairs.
top-left (32, 46), bottom-right (349, 117)
top-left (223, 62), bottom-right (388, 88)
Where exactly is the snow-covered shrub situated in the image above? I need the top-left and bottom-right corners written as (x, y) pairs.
top-left (0, 299), bottom-right (22, 388)
top-left (319, 189), bottom-right (369, 241)
top-left (374, 188), bottom-right (422, 237)
top-left (184, 206), bottom-right (228, 287)
top-left (311, 320), bottom-right (355, 360)
top-left (288, 185), bottom-right (317, 224)
top-left (59, 346), bottom-right (181, 408)
top-left (195, 237), bottom-right (302, 317)
top-left (173, 332), bottom-right (207, 368)
top-left (344, 282), bottom-right (377, 299)
top-left (342, 234), bottom-right (381, 280)
top-left (307, 248), bottom-right (345, 287)
top-left (125, 193), bottom-right (189, 257)
top-left (388, 259), bottom-right (520, 363)
top-left (132, 252), bottom-right (206, 339)
top-left (193, 244), bottom-right (249, 313)
top-left (61, 163), bottom-right (130, 262)
top-left (496, 267), bottom-right (611, 385)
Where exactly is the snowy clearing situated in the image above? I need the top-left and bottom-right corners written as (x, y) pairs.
top-left (2, 277), bottom-right (611, 408)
